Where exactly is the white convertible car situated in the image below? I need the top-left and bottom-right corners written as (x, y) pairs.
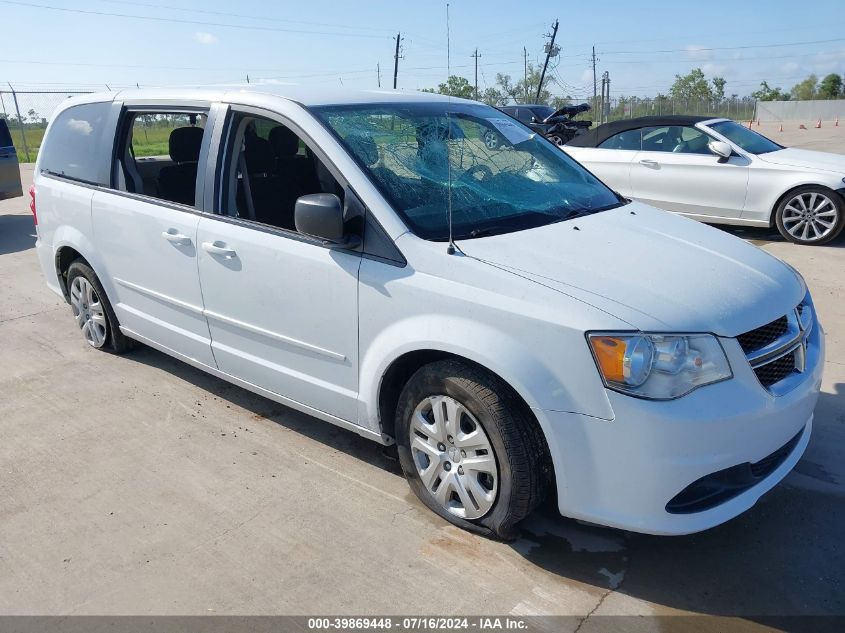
top-left (564, 115), bottom-right (845, 245)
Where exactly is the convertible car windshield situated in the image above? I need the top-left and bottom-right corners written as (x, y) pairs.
top-left (709, 120), bottom-right (783, 155)
top-left (313, 102), bottom-right (623, 240)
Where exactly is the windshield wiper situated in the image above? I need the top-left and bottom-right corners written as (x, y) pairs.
top-left (454, 225), bottom-right (515, 239)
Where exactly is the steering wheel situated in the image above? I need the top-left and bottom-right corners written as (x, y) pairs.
top-left (460, 164), bottom-right (493, 183)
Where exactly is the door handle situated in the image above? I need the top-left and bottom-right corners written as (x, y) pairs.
top-left (162, 230), bottom-right (191, 245)
top-left (202, 241), bottom-right (237, 258)
top-left (639, 159), bottom-right (658, 166)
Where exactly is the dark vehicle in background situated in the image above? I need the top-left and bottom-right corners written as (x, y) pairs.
top-left (0, 119), bottom-right (23, 200)
top-left (488, 103), bottom-right (592, 148)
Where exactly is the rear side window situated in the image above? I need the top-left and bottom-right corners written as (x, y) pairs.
top-left (39, 102), bottom-right (111, 185)
top-left (599, 130), bottom-right (642, 150)
top-left (0, 119), bottom-right (12, 148)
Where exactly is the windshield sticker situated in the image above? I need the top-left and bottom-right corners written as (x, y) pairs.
top-left (487, 117), bottom-right (533, 145)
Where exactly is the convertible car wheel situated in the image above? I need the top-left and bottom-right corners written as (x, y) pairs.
top-left (775, 186), bottom-right (845, 245)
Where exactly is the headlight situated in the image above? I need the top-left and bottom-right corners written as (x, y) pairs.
top-left (587, 333), bottom-right (732, 400)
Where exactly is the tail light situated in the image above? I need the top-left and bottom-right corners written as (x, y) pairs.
top-left (29, 184), bottom-right (37, 225)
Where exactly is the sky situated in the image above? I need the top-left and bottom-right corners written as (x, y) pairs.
top-left (2, 0), bottom-right (845, 103)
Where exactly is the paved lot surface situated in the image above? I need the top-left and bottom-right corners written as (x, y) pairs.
top-left (1, 146), bottom-right (844, 627)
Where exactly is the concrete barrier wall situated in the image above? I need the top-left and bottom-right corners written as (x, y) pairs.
top-left (756, 100), bottom-right (845, 122)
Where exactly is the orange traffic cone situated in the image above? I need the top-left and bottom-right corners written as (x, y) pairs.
top-left (799, 124), bottom-right (807, 130)
top-left (747, 120), bottom-right (753, 129)
top-left (779, 124), bottom-right (784, 132)
top-left (815, 119), bottom-right (822, 128)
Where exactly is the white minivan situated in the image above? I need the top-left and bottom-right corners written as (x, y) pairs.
top-left (32, 86), bottom-right (823, 539)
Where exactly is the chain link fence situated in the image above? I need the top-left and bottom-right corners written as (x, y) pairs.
top-left (1, 89), bottom-right (762, 163)
top-left (594, 96), bottom-right (757, 125)
top-left (0, 89), bottom-right (92, 162)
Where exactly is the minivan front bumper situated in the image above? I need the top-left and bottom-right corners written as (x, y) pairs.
top-left (537, 321), bottom-right (824, 535)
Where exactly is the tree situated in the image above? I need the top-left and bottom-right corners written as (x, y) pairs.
top-left (818, 73), bottom-right (843, 99)
top-left (480, 86), bottom-right (507, 106)
top-left (712, 77), bottom-right (726, 102)
top-left (751, 81), bottom-right (790, 102)
top-left (790, 74), bottom-right (818, 100)
top-left (423, 75), bottom-right (474, 99)
top-left (670, 68), bottom-right (713, 101)
top-left (495, 63), bottom-right (553, 105)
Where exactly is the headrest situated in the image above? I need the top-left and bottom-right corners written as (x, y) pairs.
top-left (345, 133), bottom-right (378, 166)
top-left (269, 126), bottom-right (299, 157)
top-left (244, 136), bottom-right (275, 174)
top-left (169, 126), bottom-right (204, 163)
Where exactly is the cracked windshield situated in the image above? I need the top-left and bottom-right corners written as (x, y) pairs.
top-left (314, 102), bottom-right (623, 240)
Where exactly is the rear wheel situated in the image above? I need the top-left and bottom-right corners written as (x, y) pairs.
top-left (67, 261), bottom-right (133, 353)
top-left (775, 186), bottom-right (845, 245)
top-left (395, 359), bottom-right (550, 540)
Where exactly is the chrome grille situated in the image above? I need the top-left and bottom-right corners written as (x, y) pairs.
top-left (737, 316), bottom-right (789, 354)
top-left (754, 350), bottom-right (798, 387)
top-left (738, 299), bottom-right (811, 394)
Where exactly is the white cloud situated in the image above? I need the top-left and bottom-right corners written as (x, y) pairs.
top-left (66, 119), bottom-right (92, 135)
top-left (684, 45), bottom-right (710, 61)
top-left (193, 32), bottom-right (217, 45)
top-left (702, 62), bottom-right (727, 76)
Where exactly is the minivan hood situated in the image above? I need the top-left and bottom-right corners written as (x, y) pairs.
top-left (757, 147), bottom-right (845, 173)
top-left (456, 202), bottom-right (804, 336)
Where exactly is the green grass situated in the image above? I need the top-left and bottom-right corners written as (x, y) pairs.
top-left (7, 123), bottom-right (189, 162)
top-left (131, 125), bottom-right (179, 157)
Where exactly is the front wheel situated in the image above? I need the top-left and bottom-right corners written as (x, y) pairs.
top-left (775, 186), bottom-right (845, 245)
top-left (395, 359), bottom-right (550, 540)
top-left (547, 134), bottom-right (566, 147)
top-left (482, 129), bottom-right (501, 150)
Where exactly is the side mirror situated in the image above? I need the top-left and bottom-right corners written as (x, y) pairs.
top-left (708, 140), bottom-right (732, 162)
top-left (295, 193), bottom-right (358, 246)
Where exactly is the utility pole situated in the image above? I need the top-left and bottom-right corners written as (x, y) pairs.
top-left (471, 49), bottom-right (481, 100)
top-left (600, 71), bottom-right (610, 123)
top-left (393, 32), bottom-right (402, 89)
top-left (377, 63), bottom-right (381, 88)
top-left (523, 46), bottom-right (528, 103)
top-left (591, 46), bottom-right (598, 110)
top-left (535, 19), bottom-right (559, 103)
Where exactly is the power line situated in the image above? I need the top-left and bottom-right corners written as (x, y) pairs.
top-left (0, 0), bottom-right (390, 38)
top-left (94, 0), bottom-right (396, 33)
top-left (602, 36), bottom-right (845, 55)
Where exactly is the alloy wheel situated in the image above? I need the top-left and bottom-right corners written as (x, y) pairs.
top-left (782, 191), bottom-right (839, 242)
top-left (409, 395), bottom-right (498, 519)
top-left (69, 276), bottom-right (108, 348)
top-left (483, 131), bottom-right (499, 150)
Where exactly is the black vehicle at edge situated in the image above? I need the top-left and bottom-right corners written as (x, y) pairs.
top-left (489, 103), bottom-right (592, 149)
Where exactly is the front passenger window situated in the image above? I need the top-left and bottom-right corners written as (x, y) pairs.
top-left (641, 126), bottom-right (712, 154)
top-left (220, 112), bottom-right (341, 231)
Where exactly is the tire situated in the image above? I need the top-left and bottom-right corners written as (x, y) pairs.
top-left (66, 260), bottom-right (133, 354)
top-left (395, 359), bottom-right (550, 540)
top-left (482, 129), bottom-right (500, 150)
top-left (775, 186), bottom-right (845, 245)
top-left (547, 134), bottom-right (565, 147)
